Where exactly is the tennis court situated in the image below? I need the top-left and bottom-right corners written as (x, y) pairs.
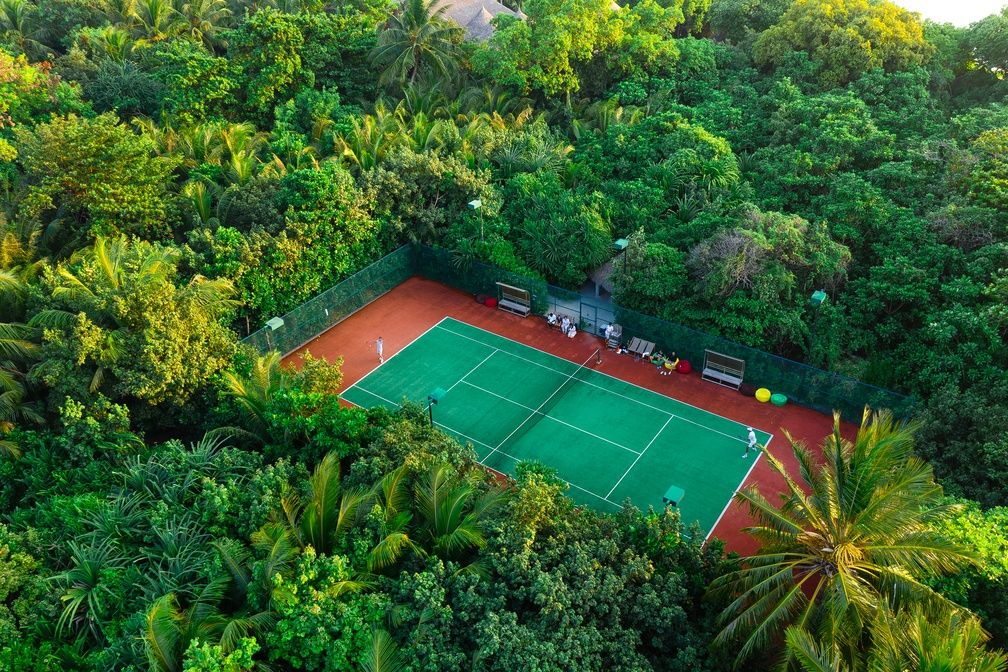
top-left (341, 317), bottom-right (772, 536)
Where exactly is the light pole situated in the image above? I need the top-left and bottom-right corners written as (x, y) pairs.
top-left (808, 290), bottom-right (827, 364)
top-left (427, 387), bottom-right (446, 427)
top-left (468, 198), bottom-right (483, 242)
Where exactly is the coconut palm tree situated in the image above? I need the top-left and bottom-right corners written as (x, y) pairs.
top-left (367, 463), bottom-right (507, 572)
top-left (132, 0), bottom-right (179, 40)
top-left (363, 629), bottom-right (404, 672)
top-left (370, 0), bottom-right (459, 89)
top-left (413, 463), bottom-right (506, 559)
top-left (142, 578), bottom-right (272, 672)
top-left (220, 351), bottom-right (290, 441)
top-left (0, 0), bottom-right (45, 57)
top-left (256, 451), bottom-right (370, 559)
top-left (173, 0), bottom-right (230, 48)
top-left (785, 606), bottom-right (1008, 672)
top-left (708, 408), bottom-right (975, 669)
top-left (335, 104), bottom-right (402, 171)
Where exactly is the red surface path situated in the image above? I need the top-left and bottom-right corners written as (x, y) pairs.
top-left (285, 277), bottom-right (853, 555)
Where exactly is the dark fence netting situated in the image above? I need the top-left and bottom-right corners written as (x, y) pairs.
top-left (242, 243), bottom-right (915, 421)
top-left (611, 307), bottom-right (916, 421)
top-left (242, 245), bottom-right (414, 356)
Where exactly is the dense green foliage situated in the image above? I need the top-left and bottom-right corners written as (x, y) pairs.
top-left (0, 0), bottom-right (1006, 668)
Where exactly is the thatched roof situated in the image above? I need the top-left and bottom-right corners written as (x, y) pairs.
top-left (590, 259), bottom-right (616, 294)
top-left (441, 0), bottom-right (524, 40)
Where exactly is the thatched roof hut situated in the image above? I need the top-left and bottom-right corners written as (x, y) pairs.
top-left (441, 0), bottom-right (525, 40)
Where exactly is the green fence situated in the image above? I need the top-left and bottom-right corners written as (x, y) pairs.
top-left (611, 306), bottom-right (916, 421)
top-left (242, 243), bottom-right (915, 421)
top-left (243, 245), bottom-right (414, 356)
top-left (410, 245), bottom-right (915, 421)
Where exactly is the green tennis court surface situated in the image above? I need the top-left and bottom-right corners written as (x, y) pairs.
top-left (342, 318), bottom-right (772, 536)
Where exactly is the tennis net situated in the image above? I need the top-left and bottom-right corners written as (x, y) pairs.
top-left (494, 348), bottom-right (601, 456)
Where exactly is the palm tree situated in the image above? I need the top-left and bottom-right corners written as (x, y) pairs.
top-left (414, 463), bottom-right (506, 560)
top-left (0, 366), bottom-right (42, 458)
top-left (220, 351), bottom-right (291, 441)
top-left (708, 408), bottom-right (974, 669)
top-left (256, 451), bottom-right (370, 558)
top-left (785, 606), bottom-right (1008, 672)
top-left (101, 0), bottom-right (137, 25)
top-left (363, 629), bottom-right (405, 672)
top-left (132, 0), bottom-right (179, 41)
top-left (0, 0), bottom-right (45, 57)
top-left (367, 464), bottom-right (507, 572)
top-left (335, 104), bottom-right (401, 171)
top-left (143, 579), bottom-right (272, 672)
top-left (370, 0), bottom-right (459, 89)
top-left (173, 0), bottom-right (230, 48)
top-left (55, 540), bottom-right (128, 644)
top-left (29, 237), bottom-right (233, 394)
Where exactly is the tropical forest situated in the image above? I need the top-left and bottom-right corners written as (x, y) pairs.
top-left (0, 0), bottom-right (1007, 669)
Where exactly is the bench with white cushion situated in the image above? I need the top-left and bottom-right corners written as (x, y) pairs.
top-left (496, 282), bottom-right (531, 317)
top-left (499, 298), bottom-right (531, 316)
top-left (701, 350), bottom-right (745, 390)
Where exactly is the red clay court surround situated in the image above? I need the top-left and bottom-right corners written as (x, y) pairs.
top-left (285, 276), bottom-right (855, 554)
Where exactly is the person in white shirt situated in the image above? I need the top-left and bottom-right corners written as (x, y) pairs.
top-left (744, 427), bottom-right (757, 458)
top-left (567, 324), bottom-right (577, 338)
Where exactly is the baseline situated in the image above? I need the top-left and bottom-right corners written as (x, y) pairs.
top-left (342, 317), bottom-right (450, 395)
top-left (704, 433), bottom-right (774, 541)
top-left (486, 445), bottom-right (622, 510)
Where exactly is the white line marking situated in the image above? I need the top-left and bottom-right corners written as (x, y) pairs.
top-left (347, 386), bottom-right (620, 508)
top-left (446, 349), bottom-right (498, 394)
top-left (459, 379), bottom-right (641, 456)
top-left (485, 446), bottom-right (621, 509)
top-left (483, 349), bottom-right (608, 466)
top-left (436, 319), bottom-right (770, 438)
top-left (345, 386), bottom-right (498, 452)
top-left (342, 317), bottom-right (450, 394)
top-left (705, 433), bottom-right (774, 541)
top-left (606, 415), bottom-right (673, 499)
top-left (348, 317), bottom-right (775, 535)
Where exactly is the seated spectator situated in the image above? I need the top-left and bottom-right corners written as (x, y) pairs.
top-left (603, 323), bottom-right (614, 340)
top-left (662, 351), bottom-right (680, 375)
top-left (547, 312), bottom-right (558, 326)
top-left (561, 316), bottom-right (571, 332)
top-left (651, 351), bottom-right (665, 368)
top-left (567, 324), bottom-right (577, 338)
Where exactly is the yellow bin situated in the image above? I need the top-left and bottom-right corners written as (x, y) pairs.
top-left (755, 387), bottom-right (771, 403)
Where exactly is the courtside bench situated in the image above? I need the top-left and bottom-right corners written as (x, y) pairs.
top-left (496, 282), bottom-right (531, 317)
top-left (701, 350), bottom-right (745, 390)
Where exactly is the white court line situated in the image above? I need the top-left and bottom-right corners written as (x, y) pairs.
top-left (486, 446), bottom-right (621, 509)
top-left (459, 380), bottom-right (641, 456)
top-left (345, 386), bottom-right (494, 452)
top-left (483, 348), bottom-right (616, 467)
top-left (606, 415), bottom-right (674, 499)
top-left (342, 317), bottom-right (450, 395)
top-left (436, 319), bottom-right (771, 439)
top-left (704, 433), bottom-right (775, 542)
top-left (437, 323), bottom-right (675, 418)
top-left (348, 385), bottom-right (620, 508)
top-left (348, 318), bottom-right (771, 536)
top-left (446, 350), bottom-right (498, 394)
top-left (675, 413), bottom-right (757, 444)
